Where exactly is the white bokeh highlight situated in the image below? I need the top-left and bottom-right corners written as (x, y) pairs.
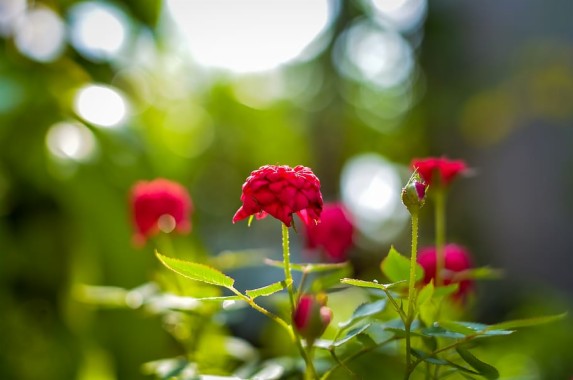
top-left (14, 6), bottom-right (66, 62)
top-left (73, 84), bottom-right (128, 128)
top-left (46, 121), bottom-right (97, 162)
top-left (69, 2), bottom-right (128, 62)
top-left (341, 153), bottom-right (410, 245)
top-left (165, 0), bottom-right (331, 73)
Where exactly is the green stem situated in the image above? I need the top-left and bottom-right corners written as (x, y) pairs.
top-left (434, 188), bottom-right (446, 287)
top-left (228, 287), bottom-right (293, 338)
top-left (282, 223), bottom-right (318, 379)
top-left (320, 337), bottom-right (397, 380)
top-left (405, 211), bottom-right (420, 380)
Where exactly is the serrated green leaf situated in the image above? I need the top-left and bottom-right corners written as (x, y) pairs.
top-left (265, 258), bottom-right (350, 273)
top-left (437, 321), bottom-right (513, 338)
top-left (486, 312), bottom-right (567, 331)
top-left (338, 300), bottom-right (387, 329)
top-left (341, 278), bottom-right (405, 291)
top-left (381, 246), bottom-right (423, 283)
top-left (197, 295), bottom-right (244, 302)
top-left (456, 348), bottom-right (499, 379)
top-left (156, 251), bottom-right (235, 288)
top-left (246, 279), bottom-right (291, 299)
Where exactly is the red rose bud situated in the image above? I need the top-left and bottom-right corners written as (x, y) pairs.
top-left (233, 165), bottom-right (323, 227)
top-left (130, 178), bottom-right (192, 246)
top-left (301, 203), bottom-right (354, 262)
top-left (411, 157), bottom-right (468, 187)
top-left (401, 175), bottom-right (428, 214)
top-left (293, 294), bottom-right (332, 344)
top-left (417, 244), bottom-right (474, 300)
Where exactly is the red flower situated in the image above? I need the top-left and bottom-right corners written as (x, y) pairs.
top-left (293, 294), bottom-right (332, 344)
top-left (301, 203), bottom-right (354, 262)
top-left (130, 178), bottom-right (192, 246)
top-left (411, 157), bottom-right (467, 187)
top-left (232, 165), bottom-right (323, 227)
top-left (417, 244), bottom-right (474, 299)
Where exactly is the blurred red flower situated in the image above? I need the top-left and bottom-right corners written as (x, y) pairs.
top-left (417, 244), bottom-right (474, 299)
top-left (301, 203), bottom-right (354, 262)
top-left (130, 178), bottom-right (192, 246)
top-left (411, 157), bottom-right (467, 187)
top-left (293, 294), bottom-right (332, 344)
top-left (233, 165), bottom-right (323, 227)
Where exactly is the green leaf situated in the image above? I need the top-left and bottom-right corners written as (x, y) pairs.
top-left (333, 324), bottom-right (371, 347)
top-left (486, 312), bottom-right (567, 331)
top-left (417, 281), bottom-right (434, 306)
top-left (421, 326), bottom-right (466, 339)
top-left (245, 279), bottom-right (291, 299)
top-left (456, 348), bottom-right (499, 379)
top-left (265, 258), bottom-right (350, 273)
top-left (410, 349), bottom-right (449, 365)
top-left (338, 300), bottom-right (387, 329)
top-left (340, 278), bottom-right (405, 291)
top-left (438, 321), bottom-right (513, 337)
top-left (197, 295), bottom-right (244, 302)
top-left (433, 283), bottom-right (459, 298)
top-left (381, 246), bottom-right (423, 283)
top-left (156, 251), bottom-right (235, 288)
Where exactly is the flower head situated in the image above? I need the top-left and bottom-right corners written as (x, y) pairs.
top-left (233, 165), bottom-right (323, 227)
top-left (301, 203), bottom-right (354, 262)
top-left (130, 178), bottom-right (192, 246)
top-left (411, 157), bottom-right (468, 187)
top-left (293, 294), bottom-right (332, 344)
top-left (417, 244), bottom-right (474, 299)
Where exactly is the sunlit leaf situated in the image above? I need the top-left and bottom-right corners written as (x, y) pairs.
top-left (380, 246), bottom-right (423, 283)
top-left (417, 281), bottom-right (434, 306)
top-left (456, 348), bottom-right (499, 379)
top-left (340, 278), bottom-right (405, 291)
top-left (156, 251), bottom-right (235, 288)
top-left (246, 279), bottom-right (291, 299)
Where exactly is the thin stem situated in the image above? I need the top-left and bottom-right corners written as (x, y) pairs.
top-left (434, 188), bottom-right (446, 287)
top-left (282, 223), bottom-right (318, 379)
top-left (405, 211), bottom-right (420, 380)
top-left (228, 287), bottom-right (293, 338)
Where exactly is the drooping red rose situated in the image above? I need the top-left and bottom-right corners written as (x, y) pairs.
top-left (232, 165), bottom-right (323, 227)
top-left (130, 178), bottom-right (192, 246)
top-left (293, 294), bottom-right (332, 344)
top-left (411, 157), bottom-right (468, 187)
top-left (301, 203), bottom-right (354, 262)
top-left (417, 244), bottom-right (474, 299)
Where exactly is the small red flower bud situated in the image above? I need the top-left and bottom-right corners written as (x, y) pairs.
top-left (417, 244), bottom-right (474, 299)
top-left (301, 203), bottom-right (354, 262)
top-left (130, 178), bottom-right (192, 246)
top-left (233, 165), bottom-right (323, 227)
top-left (401, 176), bottom-right (428, 214)
top-left (293, 294), bottom-right (332, 344)
top-left (411, 157), bottom-right (468, 187)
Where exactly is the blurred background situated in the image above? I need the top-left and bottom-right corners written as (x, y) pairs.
top-left (1, 0), bottom-right (572, 378)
